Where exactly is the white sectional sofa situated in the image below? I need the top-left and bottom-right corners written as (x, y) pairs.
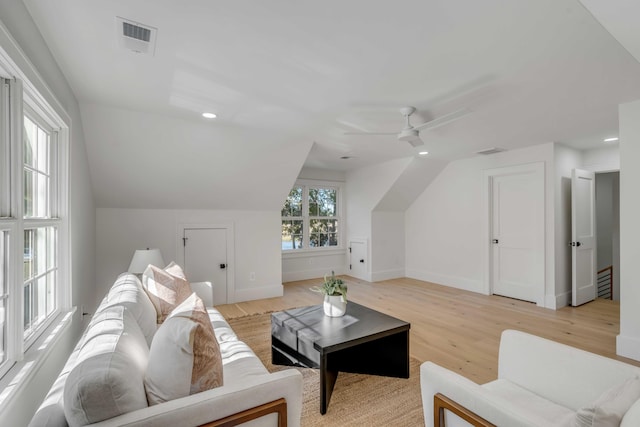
top-left (29, 273), bottom-right (303, 427)
top-left (421, 329), bottom-right (640, 427)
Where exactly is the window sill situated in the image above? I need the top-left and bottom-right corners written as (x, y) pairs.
top-left (0, 307), bottom-right (76, 414)
top-left (282, 247), bottom-right (346, 259)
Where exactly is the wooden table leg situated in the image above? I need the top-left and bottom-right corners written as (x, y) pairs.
top-left (320, 354), bottom-right (338, 415)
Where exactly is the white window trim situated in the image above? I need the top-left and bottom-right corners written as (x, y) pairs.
top-left (0, 24), bottom-right (71, 393)
top-left (282, 179), bottom-right (344, 253)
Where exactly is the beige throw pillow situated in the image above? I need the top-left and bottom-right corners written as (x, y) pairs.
top-left (575, 375), bottom-right (640, 427)
top-left (142, 264), bottom-right (192, 323)
top-left (144, 293), bottom-right (223, 405)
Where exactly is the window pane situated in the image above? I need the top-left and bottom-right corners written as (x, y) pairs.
top-left (23, 226), bottom-right (56, 337)
top-left (282, 219), bottom-right (303, 250)
top-left (310, 219), bottom-right (338, 247)
top-left (281, 187), bottom-right (302, 217)
top-left (309, 188), bottom-right (336, 216)
top-left (24, 116), bottom-right (50, 219)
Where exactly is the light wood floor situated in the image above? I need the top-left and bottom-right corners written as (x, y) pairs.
top-left (216, 276), bottom-right (639, 384)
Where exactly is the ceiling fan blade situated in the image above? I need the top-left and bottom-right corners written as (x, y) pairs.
top-left (412, 108), bottom-right (470, 132)
top-left (343, 131), bottom-right (398, 136)
top-left (407, 137), bottom-right (424, 147)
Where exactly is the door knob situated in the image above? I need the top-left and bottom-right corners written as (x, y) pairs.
top-left (492, 239), bottom-right (499, 244)
top-left (569, 242), bottom-right (581, 247)
top-left (360, 259), bottom-right (364, 263)
top-left (220, 263), bottom-right (227, 269)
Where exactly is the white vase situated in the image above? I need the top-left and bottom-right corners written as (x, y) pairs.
top-left (323, 294), bottom-right (347, 317)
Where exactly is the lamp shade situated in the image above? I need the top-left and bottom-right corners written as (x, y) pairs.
top-left (128, 249), bottom-right (165, 274)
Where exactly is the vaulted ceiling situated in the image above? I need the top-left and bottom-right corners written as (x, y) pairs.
top-left (21, 0), bottom-right (640, 209)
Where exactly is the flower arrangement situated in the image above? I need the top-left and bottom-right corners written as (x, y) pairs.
top-left (311, 271), bottom-right (348, 303)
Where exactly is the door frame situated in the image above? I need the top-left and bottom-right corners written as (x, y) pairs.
top-left (482, 162), bottom-right (545, 306)
top-left (176, 223), bottom-right (235, 303)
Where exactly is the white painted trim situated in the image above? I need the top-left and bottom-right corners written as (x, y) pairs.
top-left (405, 268), bottom-right (483, 293)
top-left (282, 266), bottom-right (348, 283)
top-left (0, 308), bottom-right (75, 413)
top-left (482, 162), bottom-right (546, 306)
top-left (617, 334), bottom-right (640, 362)
top-left (371, 269), bottom-right (405, 282)
top-left (282, 248), bottom-right (346, 259)
top-left (545, 291), bottom-right (570, 309)
top-left (176, 223), bottom-right (236, 303)
top-left (233, 284), bottom-right (283, 303)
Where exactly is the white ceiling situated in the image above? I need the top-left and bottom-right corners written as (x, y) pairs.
top-left (20, 0), bottom-right (640, 207)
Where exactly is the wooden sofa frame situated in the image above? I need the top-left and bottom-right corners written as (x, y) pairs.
top-left (434, 393), bottom-right (495, 427)
top-left (203, 398), bottom-right (288, 427)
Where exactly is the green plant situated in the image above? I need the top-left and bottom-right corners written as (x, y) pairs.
top-left (311, 271), bottom-right (347, 303)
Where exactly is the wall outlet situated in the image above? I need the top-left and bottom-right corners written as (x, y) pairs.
top-left (249, 272), bottom-right (256, 281)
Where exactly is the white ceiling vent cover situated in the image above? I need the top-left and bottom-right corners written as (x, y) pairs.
top-left (476, 147), bottom-right (507, 155)
top-left (116, 17), bottom-right (157, 55)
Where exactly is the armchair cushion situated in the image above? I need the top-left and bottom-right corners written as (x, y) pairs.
top-left (575, 375), bottom-right (640, 427)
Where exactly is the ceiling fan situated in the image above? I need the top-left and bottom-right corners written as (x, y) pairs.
top-left (343, 106), bottom-right (469, 147)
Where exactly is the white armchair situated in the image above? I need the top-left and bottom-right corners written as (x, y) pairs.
top-left (421, 330), bottom-right (640, 427)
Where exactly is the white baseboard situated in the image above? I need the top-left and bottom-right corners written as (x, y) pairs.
top-left (282, 267), bottom-right (347, 283)
top-left (371, 269), bottom-right (405, 282)
top-left (405, 269), bottom-right (483, 293)
top-left (545, 291), bottom-right (571, 309)
top-left (617, 334), bottom-right (640, 362)
top-left (233, 284), bottom-right (283, 303)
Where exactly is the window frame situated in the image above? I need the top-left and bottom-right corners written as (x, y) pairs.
top-left (0, 68), bottom-right (70, 379)
top-left (281, 179), bottom-right (343, 253)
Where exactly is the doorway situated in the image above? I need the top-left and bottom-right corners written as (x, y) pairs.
top-left (595, 172), bottom-right (620, 301)
top-left (178, 224), bottom-right (235, 305)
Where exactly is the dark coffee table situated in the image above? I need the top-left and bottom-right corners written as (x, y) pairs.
top-left (271, 302), bottom-right (410, 414)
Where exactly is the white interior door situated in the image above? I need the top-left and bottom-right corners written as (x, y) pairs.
top-left (183, 228), bottom-right (228, 305)
top-left (571, 169), bottom-right (596, 306)
top-left (490, 164), bottom-right (544, 303)
top-left (349, 240), bottom-right (367, 280)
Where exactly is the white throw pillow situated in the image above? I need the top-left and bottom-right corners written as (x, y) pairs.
top-left (144, 293), bottom-right (223, 405)
top-left (64, 306), bottom-right (149, 427)
top-left (575, 375), bottom-right (640, 427)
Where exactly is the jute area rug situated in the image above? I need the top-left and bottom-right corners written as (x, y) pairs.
top-left (227, 312), bottom-right (425, 427)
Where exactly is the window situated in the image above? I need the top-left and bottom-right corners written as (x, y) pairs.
top-left (0, 71), bottom-right (69, 379)
top-left (281, 182), bottom-right (340, 251)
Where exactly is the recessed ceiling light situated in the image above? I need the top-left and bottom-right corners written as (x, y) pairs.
top-left (418, 151), bottom-right (429, 156)
top-left (603, 137), bottom-right (619, 142)
top-left (340, 156), bottom-right (352, 160)
top-left (202, 112), bottom-right (217, 119)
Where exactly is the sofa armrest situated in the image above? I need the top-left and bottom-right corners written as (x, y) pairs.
top-left (420, 362), bottom-right (536, 427)
top-left (88, 369), bottom-right (303, 427)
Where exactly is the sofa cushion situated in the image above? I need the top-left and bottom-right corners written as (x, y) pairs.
top-left (142, 264), bottom-right (192, 323)
top-left (575, 375), bottom-right (640, 427)
top-left (103, 273), bottom-right (157, 346)
top-left (63, 306), bottom-right (149, 427)
top-left (482, 379), bottom-right (575, 427)
top-left (144, 293), bottom-right (224, 405)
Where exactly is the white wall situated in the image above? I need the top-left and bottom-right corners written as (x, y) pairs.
top-left (617, 99), bottom-right (640, 361)
top-left (583, 145), bottom-right (620, 172)
top-left (405, 143), bottom-right (557, 303)
top-left (97, 208), bottom-right (282, 304)
top-left (345, 157), bottom-right (412, 281)
top-left (0, 3), bottom-right (95, 424)
top-left (371, 211), bottom-right (405, 281)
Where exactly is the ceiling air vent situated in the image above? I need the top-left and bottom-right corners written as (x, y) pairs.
top-left (116, 17), bottom-right (157, 55)
top-left (475, 147), bottom-right (507, 155)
